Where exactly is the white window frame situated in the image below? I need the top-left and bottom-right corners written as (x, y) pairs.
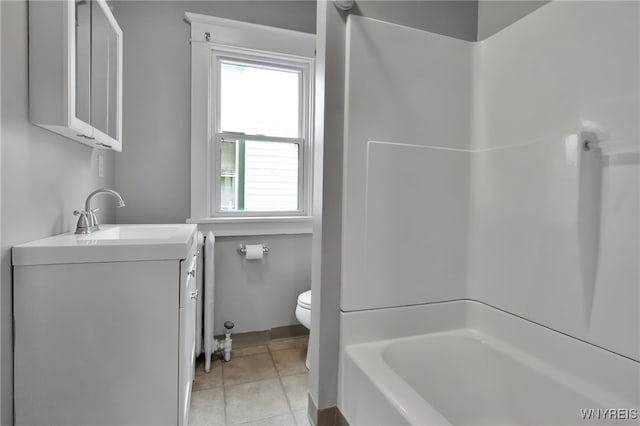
top-left (211, 49), bottom-right (311, 217)
top-left (186, 13), bottom-right (315, 234)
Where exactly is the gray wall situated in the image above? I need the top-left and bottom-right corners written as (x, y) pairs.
top-left (1, 1), bottom-right (116, 423)
top-left (350, 0), bottom-right (546, 42)
top-left (112, 1), bottom-right (316, 336)
top-left (477, 0), bottom-right (548, 40)
top-left (113, 1), bottom-right (316, 225)
top-left (352, 1), bottom-right (478, 41)
top-left (213, 235), bottom-right (312, 335)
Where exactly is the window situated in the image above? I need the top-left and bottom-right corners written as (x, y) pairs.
top-left (187, 13), bottom-right (315, 233)
top-left (214, 58), bottom-right (308, 216)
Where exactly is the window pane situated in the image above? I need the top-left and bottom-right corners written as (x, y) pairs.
top-left (220, 62), bottom-right (300, 138)
top-left (220, 140), bottom-right (238, 211)
top-left (219, 139), bottom-right (299, 212)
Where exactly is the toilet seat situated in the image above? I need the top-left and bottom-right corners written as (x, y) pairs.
top-left (297, 290), bottom-right (311, 310)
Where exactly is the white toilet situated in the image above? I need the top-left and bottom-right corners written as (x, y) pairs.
top-left (295, 290), bottom-right (311, 368)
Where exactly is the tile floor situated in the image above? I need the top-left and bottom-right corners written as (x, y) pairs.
top-left (189, 335), bottom-right (310, 426)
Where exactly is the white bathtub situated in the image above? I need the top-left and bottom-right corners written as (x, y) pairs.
top-left (340, 301), bottom-right (639, 426)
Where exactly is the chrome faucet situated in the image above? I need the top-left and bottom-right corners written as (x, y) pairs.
top-left (74, 189), bottom-right (125, 234)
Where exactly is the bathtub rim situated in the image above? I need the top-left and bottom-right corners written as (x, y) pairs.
top-left (345, 340), bottom-right (452, 426)
top-left (339, 299), bottom-right (640, 425)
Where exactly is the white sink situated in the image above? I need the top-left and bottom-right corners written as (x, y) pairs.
top-left (77, 225), bottom-right (183, 241)
top-left (13, 224), bottom-right (198, 266)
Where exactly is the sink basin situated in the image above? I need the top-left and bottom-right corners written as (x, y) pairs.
top-left (13, 224), bottom-right (198, 266)
top-left (77, 225), bottom-right (183, 241)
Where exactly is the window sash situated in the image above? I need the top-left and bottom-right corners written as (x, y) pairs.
top-left (213, 133), bottom-right (306, 217)
top-left (213, 51), bottom-right (308, 140)
top-left (218, 59), bottom-right (303, 138)
top-left (208, 45), bottom-right (312, 218)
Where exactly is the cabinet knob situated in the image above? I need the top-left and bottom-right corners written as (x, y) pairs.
top-left (190, 289), bottom-right (199, 300)
top-left (187, 270), bottom-right (196, 277)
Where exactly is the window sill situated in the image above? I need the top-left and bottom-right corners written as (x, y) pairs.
top-left (186, 216), bottom-right (313, 236)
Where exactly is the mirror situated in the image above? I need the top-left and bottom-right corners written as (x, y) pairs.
top-left (91, 1), bottom-right (119, 140)
top-left (75, 0), bottom-right (91, 125)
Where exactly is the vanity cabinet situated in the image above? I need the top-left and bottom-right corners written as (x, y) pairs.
top-left (29, 0), bottom-right (123, 151)
top-left (12, 225), bottom-right (198, 426)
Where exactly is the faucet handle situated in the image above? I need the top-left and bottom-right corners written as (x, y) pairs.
top-left (73, 210), bottom-right (92, 234)
top-left (88, 208), bottom-right (100, 230)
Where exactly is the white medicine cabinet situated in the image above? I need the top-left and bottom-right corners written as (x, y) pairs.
top-left (29, 0), bottom-right (123, 151)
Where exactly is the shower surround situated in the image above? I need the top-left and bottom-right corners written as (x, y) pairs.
top-left (339, 1), bottom-right (639, 423)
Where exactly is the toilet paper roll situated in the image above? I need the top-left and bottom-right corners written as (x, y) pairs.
top-left (245, 244), bottom-right (264, 260)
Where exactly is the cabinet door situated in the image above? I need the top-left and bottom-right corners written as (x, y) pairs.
top-left (179, 256), bottom-right (198, 426)
top-left (14, 261), bottom-right (179, 426)
top-left (28, 0), bottom-right (122, 150)
top-left (91, 0), bottom-right (123, 151)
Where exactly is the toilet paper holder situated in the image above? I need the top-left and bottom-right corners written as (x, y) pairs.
top-left (237, 244), bottom-right (270, 256)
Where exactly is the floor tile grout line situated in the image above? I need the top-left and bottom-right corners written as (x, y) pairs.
top-left (221, 351), bottom-right (279, 388)
top-left (222, 389), bottom-right (228, 426)
top-left (230, 344), bottom-right (270, 359)
top-left (222, 378), bottom-right (291, 426)
top-left (270, 348), bottom-right (298, 424)
top-left (220, 357), bottom-right (228, 425)
top-left (223, 375), bottom-right (282, 390)
top-left (267, 338), bottom-right (308, 353)
top-left (225, 412), bottom-right (296, 426)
